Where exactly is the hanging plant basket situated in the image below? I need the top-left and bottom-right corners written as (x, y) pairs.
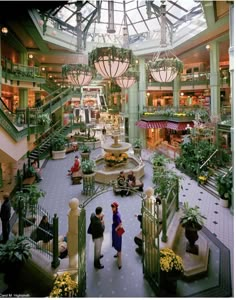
top-left (62, 64), bottom-right (93, 86)
top-left (148, 58), bottom-right (183, 82)
top-left (89, 46), bottom-right (134, 79)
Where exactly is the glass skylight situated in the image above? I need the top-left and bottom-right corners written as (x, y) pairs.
top-left (36, 0), bottom-right (207, 50)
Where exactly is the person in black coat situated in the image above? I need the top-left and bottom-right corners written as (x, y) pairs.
top-left (0, 192), bottom-right (11, 243)
top-left (36, 215), bottom-right (53, 243)
top-left (90, 207), bottom-right (105, 269)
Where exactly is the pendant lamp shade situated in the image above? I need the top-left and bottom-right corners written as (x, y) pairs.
top-left (89, 46), bottom-right (133, 79)
top-left (115, 70), bottom-right (138, 89)
top-left (62, 64), bottom-right (93, 86)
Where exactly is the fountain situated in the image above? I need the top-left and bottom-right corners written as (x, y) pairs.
top-left (95, 133), bottom-right (145, 184)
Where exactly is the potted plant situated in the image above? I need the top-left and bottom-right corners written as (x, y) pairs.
top-left (180, 202), bottom-right (206, 255)
top-left (81, 159), bottom-right (96, 196)
top-left (14, 185), bottom-right (45, 222)
top-left (51, 133), bottom-right (67, 159)
top-left (0, 236), bottom-right (32, 287)
top-left (151, 153), bottom-right (170, 174)
top-left (133, 138), bottom-right (142, 157)
top-left (216, 169), bottom-right (232, 208)
top-left (159, 248), bottom-right (184, 294)
top-left (49, 272), bottom-right (79, 297)
top-left (37, 113), bottom-right (51, 128)
top-left (80, 143), bottom-right (91, 161)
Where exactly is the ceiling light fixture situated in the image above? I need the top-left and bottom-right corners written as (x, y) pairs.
top-left (148, 0), bottom-right (183, 83)
top-left (89, 46), bottom-right (133, 79)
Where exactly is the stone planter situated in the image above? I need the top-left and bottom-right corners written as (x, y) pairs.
top-left (52, 149), bottom-right (66, 160)
top-left (82, 172), bottom-right (95, 196)
top-left (80, 152), bottom-right (90, 161)
top-left (219, 197), bottom-right (228, 208)
top-left (160, 270), bottom-right (182, 295)
top-left (184, 225), bottom-right (202, 255)
top-left (133, 147), bottom-right (142, 157)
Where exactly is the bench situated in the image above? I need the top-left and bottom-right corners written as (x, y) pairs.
top-left (23, 176), bottom-right (36, 186)
top-left (71, 171), bottom-right (82, 185)
top-left (113, 179), bottom-right (143, 194)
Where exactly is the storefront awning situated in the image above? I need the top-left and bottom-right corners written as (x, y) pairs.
top-left (136, 120), bottom-right (193, 130)
top-left (166, 122), bottom-right (194, 131)
top-left (136, 120), bottom-right (167, 129)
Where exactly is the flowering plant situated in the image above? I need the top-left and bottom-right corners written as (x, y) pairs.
top-left (104, 152), bottom-right (128, 164)
top-left (198, 175), bottom-right (207, 184)
top-left (49, 272), bottom-right (79, 297)
top-left (159, 248), bottom-right (184, 273)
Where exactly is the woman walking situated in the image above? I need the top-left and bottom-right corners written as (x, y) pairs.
top-left (111, 202), bottom-right (123, 269)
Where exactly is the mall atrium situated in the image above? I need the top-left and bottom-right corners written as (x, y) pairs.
top-left (0, 0), bottom-right (234, 297)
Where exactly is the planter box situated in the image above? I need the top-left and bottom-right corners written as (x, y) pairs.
top-left (52, 149), bottom-right (66, 160)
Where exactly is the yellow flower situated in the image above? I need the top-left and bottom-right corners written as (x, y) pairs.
top-left (160, 248), bottom-right (184, 273)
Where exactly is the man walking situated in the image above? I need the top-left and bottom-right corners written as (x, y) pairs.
top-left (90, 206), bottom-right (105, 269)
top-left (0, 192), bottom-right (11, 243)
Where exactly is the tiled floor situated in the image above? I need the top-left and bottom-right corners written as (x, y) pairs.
top-left (1, 138), bottom-right (233, 297)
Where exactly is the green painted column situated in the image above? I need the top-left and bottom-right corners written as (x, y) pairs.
top-left (19, 88), bottom-right (28, 108)
top-left (229, 3), bottom-right (234, 214)
top-left (173, 74), bottom-right (180, 108)
top-left (128, 82), bottom-right (139, 143)
top-left (138, 57), bottom-right (147, 148)
top-left (209, 41), bottom-right (220, 118)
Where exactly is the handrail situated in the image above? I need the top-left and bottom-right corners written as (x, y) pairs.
top-left (199, 149), bottom-right (218, 170)
top-left (222, 166), bottom-right (232, 178)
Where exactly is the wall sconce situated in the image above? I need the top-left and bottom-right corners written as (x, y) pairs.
top-left (41, 67), bottom-right (45, 71)
top-left (180, 92), bottom-right (184, 96)
top-left (1, 27), bottom-right (8, 35)
top-left (206, 45), bottom-right (210, 50)
top-left (28, 54), bottom-right (33, 59)
top-left (147, 92), bottom-right (150, 97)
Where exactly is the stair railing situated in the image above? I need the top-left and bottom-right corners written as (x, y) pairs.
top-left (197, 149), bottom-right (218, 183)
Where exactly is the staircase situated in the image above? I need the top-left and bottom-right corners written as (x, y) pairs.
top-left (28, 123), bottom-right (72, 161)
top-left (199, 166), bottom-right (229, 198)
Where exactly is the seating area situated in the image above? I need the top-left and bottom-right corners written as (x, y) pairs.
top-left (113, 179), bottom-right (144, 194)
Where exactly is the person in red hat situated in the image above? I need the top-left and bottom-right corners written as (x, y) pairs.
top-left (111, 202), bottom-right (123, 269)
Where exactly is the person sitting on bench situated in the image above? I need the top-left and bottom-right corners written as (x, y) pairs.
top-left (117, 171), bottom-right (127, 197)
top-left (28, 160), bottom-right (42, 182)
top-left (68, 155), bottom-right (80, 175)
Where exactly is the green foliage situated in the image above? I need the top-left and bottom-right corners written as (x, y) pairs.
top-left (81, 159), bottom-right (96, 174)
top-left (216, 169), bottom-right (232, 200)
top-left (175, 140), bottom-right (217, 177)
top-left (148, 57), bottom-right (183, 74)
top-left (80, 143), bottom-right (91, 153)
top-left (37, 113), bottom-right (51, 126)
top-left (180, 202), bottom-right (206, 229)
top-left (51, 133), bottom-right (66, 151)
top-left (133, 138), bottom-right (142, 148)
top-left (14, 185), bottom-right (45, 217)
top-left (151, 153), bottom-right (169, 166)
top-left (153, 168), bottom-right (180, 199)
top-left (0, 236), bottom-right (32, 265)
top-left (62, 63), bottom-right (93, 78)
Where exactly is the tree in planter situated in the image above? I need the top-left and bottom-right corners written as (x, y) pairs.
top-left (13, 185), bottom-right (45, 226)
top-left (51, 133), bottom-right (67, 151)
top-left (80, 143), bottom-right (91, 161)
top-left (51, 133), bottom-right (67, 159)
top-left (216, 169), bottom-right (232, 208)
top-left (133, 138), bottom-right (142, 157)
top-left (81, 159), bottom-right (96, 196)
top-left (180, 202), bottom-right (206, 255)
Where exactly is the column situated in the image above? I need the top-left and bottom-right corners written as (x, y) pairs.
top-left (138, 57), bottom-right (147, 147)
top-left (209, 41), bottom-right (220, 118)
top-left (67, 197), bottom-right (81, 269)
top-left (229, 3), bottom-right (234, 214)
top-left (19, 88), bottom-right (28, 108)
top-left (128, 82), bottom-right (139, 143)
top-left (173, 74), bottom-right (180, 108)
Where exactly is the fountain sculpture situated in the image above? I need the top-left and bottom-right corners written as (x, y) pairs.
top-left (95, 133), bottom-right (145, 184)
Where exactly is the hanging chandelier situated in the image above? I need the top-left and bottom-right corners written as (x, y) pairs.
top-left (62, 64), bottom-right (93, 86)
top-left (89, 46), bottom-right (133, 79)
top-left (147, 0), bottom-right (183, 83)
top-left (115, 70), bottom-right (139, 89)
top-left (148, 56), bottom-right (183, 82)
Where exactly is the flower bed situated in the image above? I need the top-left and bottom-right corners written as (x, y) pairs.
top-left (104, 153), bottom-right (128, 166)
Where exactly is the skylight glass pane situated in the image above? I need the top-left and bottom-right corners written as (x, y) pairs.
top-left (127, 10), bottom-right (142, 22)
top-left (126, 1), bottom-right (137, 11)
